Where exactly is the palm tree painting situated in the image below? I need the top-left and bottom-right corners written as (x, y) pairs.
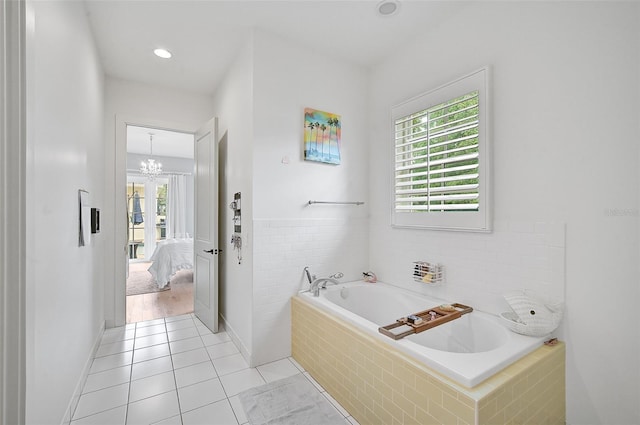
top-left (304, 107), bottom-right (341, 165)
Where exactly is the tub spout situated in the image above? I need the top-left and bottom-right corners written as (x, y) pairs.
top-left (310, 277), bottom-right (341, 297)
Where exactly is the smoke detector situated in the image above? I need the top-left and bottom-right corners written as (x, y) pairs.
top-left (377, 0), bottom-right (400, 17)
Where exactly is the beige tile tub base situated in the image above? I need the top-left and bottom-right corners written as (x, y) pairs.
top-left (292, 296), bottom-right (565, 425)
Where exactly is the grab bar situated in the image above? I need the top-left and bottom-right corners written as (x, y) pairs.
top-left (308, 200), bottom-right (365, 206)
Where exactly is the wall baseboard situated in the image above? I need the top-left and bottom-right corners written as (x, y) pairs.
top-left (220, 314), bottom-right (253, 367)
top-left (61, 321), bottom-right (106, 425)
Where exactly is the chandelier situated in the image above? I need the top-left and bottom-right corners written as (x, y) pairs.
top-left (140, 133), bottom-right (163, 180)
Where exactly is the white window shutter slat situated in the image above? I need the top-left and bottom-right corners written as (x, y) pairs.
top-left (394, 90), bottom-right (480, 213)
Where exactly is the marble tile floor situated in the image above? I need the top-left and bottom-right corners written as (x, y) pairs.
top-left (70, 314), bottom-right (360, 425)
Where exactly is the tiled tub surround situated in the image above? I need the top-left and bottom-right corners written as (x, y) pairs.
top-left (252, 218), bottom-right (368, 365)
top-left (292, 296), bottom-right (565, 424)
top-left (250, 218), bottom-right (562, 369)
top-left (369, 220), bottom-right (566, 317)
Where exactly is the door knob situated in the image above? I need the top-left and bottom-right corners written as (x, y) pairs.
top-left (204, 249), bottom-right (214, 254)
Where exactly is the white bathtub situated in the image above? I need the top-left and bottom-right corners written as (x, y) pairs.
top-left (300, 281), bottom-right (548, 387)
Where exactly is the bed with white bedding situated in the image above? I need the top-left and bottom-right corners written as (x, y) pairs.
top-left (148, 238), bottom-right (194, 288)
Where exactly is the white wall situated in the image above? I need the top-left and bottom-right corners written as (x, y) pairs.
top-left (211, 35), bottom-right (255, 360)
top-left (250, 30), bottom-right (369, 365)
top-left (104, 77), bottom-right (214, 327)
top-left (25, 1), bottom-right (105, 423)
top-left (368, 3), bottom-right (639, 424)
top-left (252, 31), bottom-right (369, 222)
top-left (212, 29), bottom-right (370, 366)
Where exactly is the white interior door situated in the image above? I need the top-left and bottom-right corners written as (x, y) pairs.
top-left (194, 118), bottom-right (219, 332)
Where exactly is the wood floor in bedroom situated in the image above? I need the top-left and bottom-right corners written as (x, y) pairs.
top-left (126, 262), bottom-right (194, 324)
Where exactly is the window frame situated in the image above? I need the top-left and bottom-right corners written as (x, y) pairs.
top-left (390, 67), bottom-right (491, 232)
top-left (126, 175), bottom-right (169, 260)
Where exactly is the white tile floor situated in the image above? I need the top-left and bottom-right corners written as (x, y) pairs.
top-left (70, 314), bottom-right (360, 425)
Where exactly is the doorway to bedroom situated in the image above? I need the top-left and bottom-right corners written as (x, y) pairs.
top-left (125, 125), bottom-right (195, 323)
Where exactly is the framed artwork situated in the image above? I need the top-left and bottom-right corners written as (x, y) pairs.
top-left (303, 108), bottom-right (341, 165)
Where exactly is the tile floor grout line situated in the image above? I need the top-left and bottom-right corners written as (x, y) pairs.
top-left (81, 317), bottom-right (346, 425)
top-left (228, 397), bottom-right (243, 424)
top-left (207, 349), bottom-right (243, 363)
top-left (197, 319), bottom-right (223, 380)
top-left (193, 318), bottom-right (244, 425)
top-left (123, 318), bottom-right (157, 425)
top-left (71, 325), bottom-right (136, 423)
top-left (131, 318), bottom-right (169, 423)
top-left (208, 330), bottom-right (242, 424)
top-left (122, 326), bottom-right (136, 425)
top-left (75, 367), bottom-right (131, 396)
top-left (200, 319), bottom-right (233, 405)
top-left (166, 318), bottom-right (186, 425)
top-left (71, 402), bottom-right (129, 423)
top-left (188, 317), bottom-right (242, 424)
top-left (177, 397), bottom-right (229, 417)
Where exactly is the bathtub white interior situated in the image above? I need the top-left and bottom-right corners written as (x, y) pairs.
top-left (323, 283), bottom-right (511, 352)
top-left (300, 281), bottom-right (548, 388)
top-left (405, 314), bottom-right (510, 353)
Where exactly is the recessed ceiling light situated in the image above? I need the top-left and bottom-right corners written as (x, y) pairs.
top-left (377, 0), bottom-right (399, 16)
top-left (153, 48), bottom-right (172, 59)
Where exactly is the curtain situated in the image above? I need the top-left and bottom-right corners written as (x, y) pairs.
top-left (132, 191), bottom-right (144, 224)
top-left (167, 174), bottom-right (188, 239)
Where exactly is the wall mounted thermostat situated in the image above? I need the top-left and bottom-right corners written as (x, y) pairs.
top-left (91, 208), bottom-right (100, 234)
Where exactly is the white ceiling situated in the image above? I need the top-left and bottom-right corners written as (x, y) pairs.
top-left (127, 125), bottom-right (194, 158)
top-left (85, 0), bottom-right (469, 95)
top-left (88, 1), bottom-right (470, 158)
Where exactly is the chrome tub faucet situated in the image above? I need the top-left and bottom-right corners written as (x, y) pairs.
top-left (309, 272), bottom-right (344, 296)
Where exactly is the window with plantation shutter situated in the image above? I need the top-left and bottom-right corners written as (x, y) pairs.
top-left (391, 68), bottom-right (491, 231)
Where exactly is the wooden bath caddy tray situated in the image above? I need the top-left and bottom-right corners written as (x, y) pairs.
top-left (378, 303), bottom-right (473, 340)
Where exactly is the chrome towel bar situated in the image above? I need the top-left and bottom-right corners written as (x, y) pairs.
top-left (308, 200), bottom-right (365, 205)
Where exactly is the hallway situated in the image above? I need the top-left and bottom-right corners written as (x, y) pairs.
top-left (70, 314), bottom-right (359, 424)
top-left (126, 262), bottom-right (194, 323)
